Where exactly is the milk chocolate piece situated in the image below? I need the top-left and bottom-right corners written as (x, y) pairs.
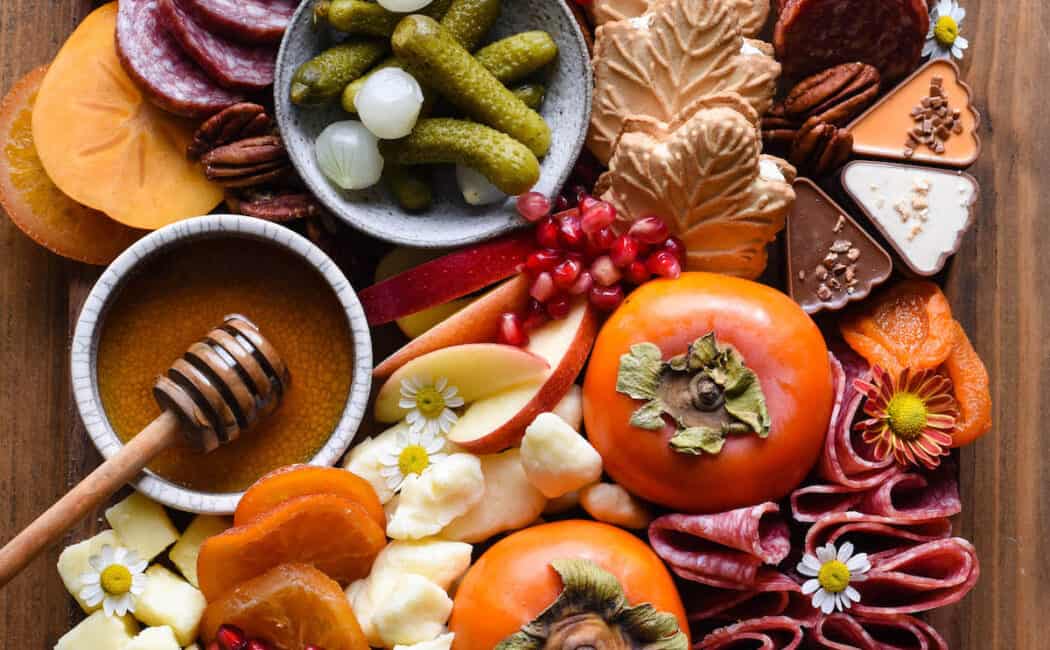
top-left (787, 179), bottom-right (893, 314)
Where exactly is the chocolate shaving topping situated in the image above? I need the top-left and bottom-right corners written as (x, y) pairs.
top-left (905, 76), bottom-right (963, 157)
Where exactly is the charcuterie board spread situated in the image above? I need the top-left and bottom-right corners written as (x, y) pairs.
top-left (0, 0), bottom-right (992, 649)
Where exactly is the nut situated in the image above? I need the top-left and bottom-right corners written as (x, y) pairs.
top-left (201, 136), bottom-right (291, 188)
top-left (783, 63), bottom-right (881, 127)
top-left (225, 187), bottom-right (323, 222)
top-left (761, 103), bottom-right (801, 149)
top-left (790, 117), bottom-right (854, 178)
top-left (188, 103), bottom-right (273, 160)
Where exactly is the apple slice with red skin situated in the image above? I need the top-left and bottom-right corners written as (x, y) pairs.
top-left (447, 299), bottom-right (599, 454)
top-left (359, 232), bottom-right (534, 326)
top-left (374, 274), bottom-right (531, 378)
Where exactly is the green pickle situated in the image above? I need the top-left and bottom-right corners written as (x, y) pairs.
top-left (474, 31), bottom-right (558, 83)
top-left (392, 16), bottom-right (551, 157)
top-left (440, 0), bottom-right (502, 51)
top-left (315, 0), bottom-right (452, 37)
top-left (512, 83), bottom-right (546, 110)
top-left (384, 164), bottom-right (434, 212)
top-left (290, 38), bottom-right (389, 105)
top-left (381, 119), bottom-right (540, 196)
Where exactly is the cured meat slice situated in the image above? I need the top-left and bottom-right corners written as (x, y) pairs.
top-left (774, 0), bottom-right (929, 82)
top-left (803, 512), bottom-right (952, 557)
top-left (697, 616), bottom-right (804, 649)
top-left (159, 0), bottom-right (276, 91)
top-left (117, 0), bottom-right (244, 117)
top-left (792, 465), bottom-right (959, 524)
top-left (181, 0), bottom-right (297, 45)
top-left (649, 503), bottom-right (791, 589)
top-left (683, 576), bottom-right (819, 629)
top-left (811, 613), bottom-right (948, 650)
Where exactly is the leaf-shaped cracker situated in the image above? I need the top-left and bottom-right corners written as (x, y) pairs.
top-left (590, 0), bottom-right (770, 38)
top-left (587, 0), bottom-right (779, 163)
top-left (596, 94), bottom-right (796, 279)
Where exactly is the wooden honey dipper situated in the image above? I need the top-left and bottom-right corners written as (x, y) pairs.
top-left (0, 315), bottom-right (290, 587)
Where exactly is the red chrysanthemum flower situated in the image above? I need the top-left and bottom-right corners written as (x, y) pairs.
top-left (853, 366), bottom-right (959, 469)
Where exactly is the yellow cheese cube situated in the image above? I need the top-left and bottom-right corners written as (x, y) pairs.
top-left (54, 610), bottom-right (138, 649)
top-left (134, 566), bottom-right (206, 646)
top-left (126, 626), bottom-right (181, 650)
top-left (169, 515), bottom-right (230, 588)
top-left (105, 493), bottom-right (179, 562)
top-left (57, 529), bottom-right (122, 613)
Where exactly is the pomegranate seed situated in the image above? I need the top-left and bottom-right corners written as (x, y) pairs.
top-left (217, 625), bottom-right (247, 650)
top-left (554, 195), bottom-right (570, 211)
top-left (580, 200), bottom-right (616, 234)
top-left (530, 271), bottom-right (556, 302)
top-left (647, 250), bottom-right (682, 279)
top-left (587, 225), bottom-right (617, 254)
top-left (573, 185), bottom-right (591, 204)
top-left (517, 192), bottom-right (552, 222)
top-left (536, 217), bottom-right (560, 249)
top-left (523, 298), bottom-right (550, 331)
top-left (568, 270), bottom-right (594, 295)
top-left (246, 641), bottom-right (273, 650)
top-left (624, 260), bottom-right (651, 285)
top-left (663, 236), bottom-right (686, 261)
top-left (546, 293), bottom-right (572, 319)
top-left (557, 211), bottom-right (585, 249)
top-left (589, 284), bottom-right (625, 311)
top-left (525, 249), bottom-right (563, 275)
top-left (551, 258), bottom-right (582, 289)
top-left (208, 644), bottom-right (222, 650)
top-left (628, 216), bottom-right (670, 244)
top-left (609, 235), bottom-right (640, 268)
top-left (499, 312), bottom-right (529, 346)
top-left (591, 255), bottom-right (622, 286)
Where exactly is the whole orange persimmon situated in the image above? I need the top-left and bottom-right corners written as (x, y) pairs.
top-left (583, 273), bottom-right (834, 513)
top-left (448, 521), bottom-right (688, 649)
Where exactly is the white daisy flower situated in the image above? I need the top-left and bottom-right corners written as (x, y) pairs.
top-left (924, 0), bottom-right (969, 61)
top-left (797, 541), bottom-right (871, 615)
top-left (399, 376), bottom-right (464, 436)
top-left (378, 428), bottom-right (449, 493)
top-left (78, 545), bottom-right (148, 617)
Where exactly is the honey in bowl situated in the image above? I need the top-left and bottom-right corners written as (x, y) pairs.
top-left (97, 237), bottom-right (354, 493)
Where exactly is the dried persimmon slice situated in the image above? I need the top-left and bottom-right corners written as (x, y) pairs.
top-left (943, 320), bottom-right (992, 447)
top-left (234, 465), bottom-right (385, 530)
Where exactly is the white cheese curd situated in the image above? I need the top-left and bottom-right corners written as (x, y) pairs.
top-left (386, 453), bottom-right (485, 540)
top-left (520, 412), bottom-right (603, 498)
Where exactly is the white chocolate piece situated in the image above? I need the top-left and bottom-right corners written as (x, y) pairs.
top-left (442, 449), bottom-right (548, 543)
top-left (386, 453), bottom-right (485, 540)
top-left (105, 493), bottom-right (179, 562)
top-left (57, 529), bottom-right (122, 613)
top-left (520, 412), bottom-right (603, 498)
top-left (579, 483), bottom-right (653, 530)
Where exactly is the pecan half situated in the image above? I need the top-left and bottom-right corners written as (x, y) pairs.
top-left (761, 103), bottom-right (801, 149)
top-left (790, 117), bottom-right (854, 177)
top-left (783, 62), bottom-right (881, 127)
top-left (201, 135), bottom-right (291, 188)
top-left (225, 187), bottom-right (322, 222)
top-left (188, 103), bottom-right (274, 160)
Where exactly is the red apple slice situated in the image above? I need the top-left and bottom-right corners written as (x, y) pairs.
top-left (359, 232), bottom-right (534, 326)
top-left (373, 274), bottom-right (531, 378)
top-left (374, 343), bottom-right (550, 422)
top-left (447, 299), bottom-right (599, 453)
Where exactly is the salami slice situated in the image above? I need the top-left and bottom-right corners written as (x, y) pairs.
top-left (792, 465), bottom-right (959, 524)
top-left (697, 616), bottom-right (804, 649)
top-left (649, 503), bottom-right (791, 589)
top-left (159, 0), bottom-right (276, 91)
top-left (803, 512), bottom-right (952, 557)
top-left (774, 0), bottom-right (929, 82)
top-left (811, 613), bottom-right (948, 650)
top-left (683, 575), bottom-right (818, 629)
top-left (181, 0), bottom-right (297, 44)
top-left (117, 0), bottom-right (244, 118)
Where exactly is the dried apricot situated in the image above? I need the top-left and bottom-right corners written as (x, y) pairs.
top-left (0, 65), bottom-right (142, 264)
top-left (201, 563), bottom-right (368, 650)
top-left (197, 494), bottom-right (385, 601)
top-left (943, 320), bottom-right (992, 447)
top-left (840, 280), bottom-right (954, 376)
top-left (234, 465), bottom-right (385, 530)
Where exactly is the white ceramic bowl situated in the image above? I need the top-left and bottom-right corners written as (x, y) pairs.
top-left (71, 215), bottom-right (373, 514)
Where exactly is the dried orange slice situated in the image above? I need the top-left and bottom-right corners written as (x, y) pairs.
top-left (840, 279), bottom-right (955, 376)
top-left (197, 494), bottom-right (385, 601)
top-left (31, 3), bottom-right (223, 230)
top-left (943, 320), bottom-right (992, 447)
top-left (0, 66), bottom-right (142, 264)
top-left (201, 563), bottom-right (368, 650)
top-left (234, 465), bottom-right (385, 530)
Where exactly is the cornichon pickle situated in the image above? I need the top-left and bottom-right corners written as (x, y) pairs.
top-left (512, 83), bottom-right (546, 110)
top-left (380, 118), bottom-right (540, 195)
top-left (474, 32), bottom-right (558, 84)
top-left (440, 0), bottom-right (501, 51)
top-left (384, 164), bottom-right (433, 211)
top-left (392, 16), bottom-right (551, 157)
top-left (290, 38), bottom-right (389, 105)
top-left (315, 0), bottom-right (452, 37)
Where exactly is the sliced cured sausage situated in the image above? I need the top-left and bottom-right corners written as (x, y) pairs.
top-left (181, 0), bottom-right (297, 44)
top-left (683, 576), bottom-right (818, 630)
top-left (159, 0), bottom-right (276, 91)
top-left (791, 465), bottom-right (960, 524)
top-left (697, 616), bottom-right (805, 649)
top-left (117, 0), bottom-right (244, 117)
top-left (774, 0), bottom-right (929, 82)
top-left (803, 512), bottom-right (952, 557)
top-left (812, 613), bottom-right (948, 650)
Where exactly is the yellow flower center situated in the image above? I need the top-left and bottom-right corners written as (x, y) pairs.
top-left (414, 386), bottom-right (448, 419)
top-left (398, 444), bottom-right (431, 476)
top-left (887, 392), bottom-right (929, 441)
top-left (100, 565), bottom-right (133, 595)
top-left (934, 15), bottom-right (959, 46)
top-left (818, 560), bottom-right (851, 594)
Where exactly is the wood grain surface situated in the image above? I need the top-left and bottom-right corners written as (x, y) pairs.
top-left (0, 1), bottom-right (1043, 647)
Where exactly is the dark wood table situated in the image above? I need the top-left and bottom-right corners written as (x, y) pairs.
top-left (0, 1), bottom-right (1043, 647)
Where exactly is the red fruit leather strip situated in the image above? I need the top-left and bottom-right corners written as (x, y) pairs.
top-left (649, 503), bottom-right (791, 590)
top-left (812, 613), bottom-right (948, 650)
top-left (181, 0), bottom-right (296, 44)
top-left (851, 538), bottom-right (980, 616)
top-left (803, 512), bottom-right (952, 557)
top-left (358, 232), bottom-right (534, 326)
top-left (159, 0), bottom-right (276, 91)
top-left (696, 616), bottom-right (805, 650)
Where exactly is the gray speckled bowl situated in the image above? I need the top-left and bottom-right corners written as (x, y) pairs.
top-left (275, 0), bottom-right (592, 247)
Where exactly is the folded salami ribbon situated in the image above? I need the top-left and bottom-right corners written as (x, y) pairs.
top-left (696, 615), bottom-right (805, 650)
top-left (804, 512), bottom-right (952, 557)
top-left (811, 612), bottom-right (948, 650)
top-left (682, 577), bottom-right (818, 629)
